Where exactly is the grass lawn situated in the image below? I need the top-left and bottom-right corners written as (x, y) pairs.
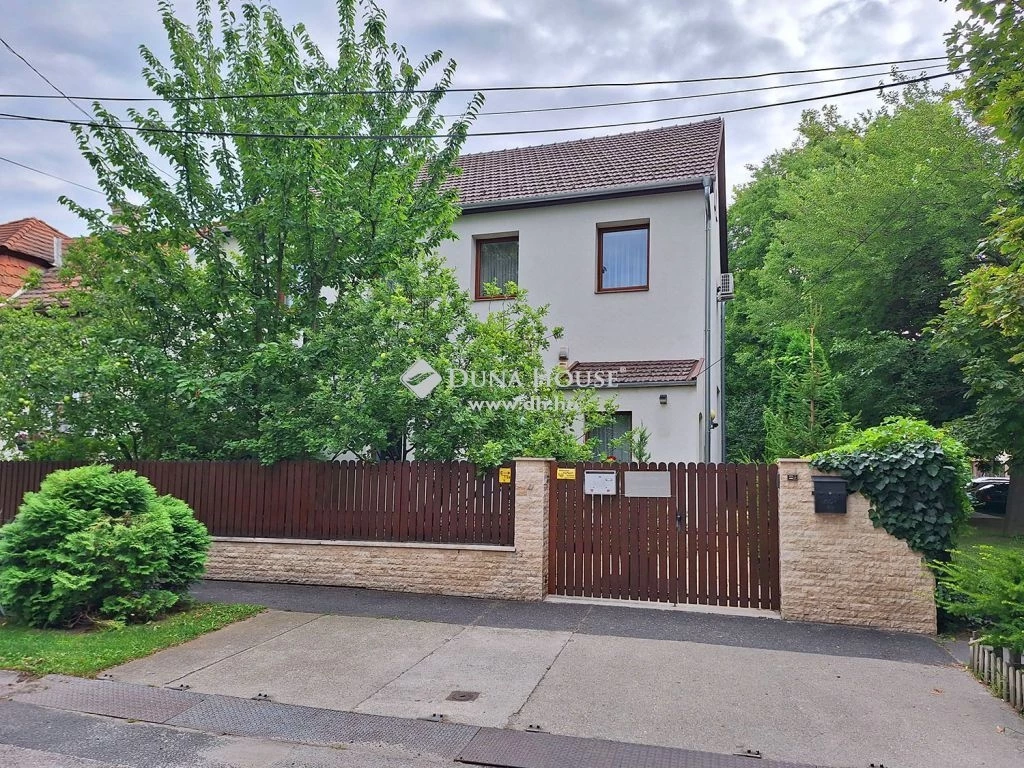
top-left (959, 517), bottom-right (1024, 553)
top-left (0, 602), bottom-right (263, 677)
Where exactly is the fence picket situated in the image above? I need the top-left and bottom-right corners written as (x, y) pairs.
top-left (0, 460), bottom-right (514, 546)
top-left (546, 460), bottom-right (780, 611)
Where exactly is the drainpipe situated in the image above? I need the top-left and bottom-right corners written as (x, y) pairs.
top-left (702, 175), bottom-right (713, 464)
top-left (720, 298), bottom-right (727, 461)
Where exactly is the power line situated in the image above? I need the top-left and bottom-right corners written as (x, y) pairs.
top-left (0, 70), bottom-right (963, 142)
top-left (451, 65), bottom-right (949, 119)
top-left (0, 56), bottom-right (950, 102)
top-left (0, 36), bottom-right (93, 121)
top-left (0, 155), bottom-right (104, 195)
top-left (0, 35), bottom-right (176, 184)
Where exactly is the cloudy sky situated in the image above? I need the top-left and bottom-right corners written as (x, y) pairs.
top-left (0, 0), bottom-right (960, 236)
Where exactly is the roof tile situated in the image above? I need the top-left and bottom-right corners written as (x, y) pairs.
top-left (4, 266), bottom-right (81, 308)
top-left (0, 217), bottom-right (69, 264)
top-left (444, 119), bottom-right (723, 207)
top-left (568, 359), bottom-right (702, 386)
top-left (2, 230), bottom-right (82, 308)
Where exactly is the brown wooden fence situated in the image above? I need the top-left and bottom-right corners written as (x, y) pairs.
top-left (549, 461), bottom-right (779, 610)
top-left (0, 460), bottom-right (515, 546)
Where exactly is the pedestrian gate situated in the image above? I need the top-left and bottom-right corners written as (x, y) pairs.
top-left (548, 462), bottom-right (780, 610)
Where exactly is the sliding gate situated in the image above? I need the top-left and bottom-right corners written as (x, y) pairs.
top-left (548, 462), bottom-right (780, 610)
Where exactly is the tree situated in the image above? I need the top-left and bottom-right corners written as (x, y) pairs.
top-left (0, 0), bottom-right (607, 466)
top-left (725, 86), bottom-right (1006, 460)
top-left (935, 0), bottom-right (1024, 532)
top-left (762, 325), bottom-right (853, 461)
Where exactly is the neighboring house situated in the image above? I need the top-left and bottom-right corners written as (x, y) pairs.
top-left (0, 217), bottom-right (74, 458)
top-left (437, 119), bottom-right (730, 463)
top-left (0, 217), bottom-right (77, 307)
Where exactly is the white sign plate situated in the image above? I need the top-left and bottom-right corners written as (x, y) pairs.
top-left (624, 471), bottom-right (672, 498)
top-left (584, 470), bottom-right (617, 495)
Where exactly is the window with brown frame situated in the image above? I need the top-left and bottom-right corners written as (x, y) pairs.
top-left (597, 223), bottom-right (649, 292)
top-left (587, 411), bottom-right (633, 461)
top-left (475, 236), bottom-right (519, 300)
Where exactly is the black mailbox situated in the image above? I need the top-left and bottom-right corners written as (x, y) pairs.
top-left (812, 476), bottom-right (848, 514)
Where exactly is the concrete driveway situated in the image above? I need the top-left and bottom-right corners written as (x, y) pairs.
top-left (100, 581), bottom-right (1024, 768)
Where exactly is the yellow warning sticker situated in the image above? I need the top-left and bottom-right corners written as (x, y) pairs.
top-left (556, 467), bottom-right (577, 480)
top-left (498, 467), bottom-right (512, 484)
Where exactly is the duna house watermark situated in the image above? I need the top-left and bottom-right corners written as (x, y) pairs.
top-left (400, 358), bottom-right (617, 410)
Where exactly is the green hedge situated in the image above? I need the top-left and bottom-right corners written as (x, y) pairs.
top-left (810, 417), bottom-right (972, 559)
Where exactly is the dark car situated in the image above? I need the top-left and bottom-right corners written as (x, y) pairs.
top-left (969, 477), bottom-right (1010, 515)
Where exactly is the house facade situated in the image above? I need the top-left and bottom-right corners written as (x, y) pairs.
top-left (0, 217), bottom-right (69, 302)
top-left (437, 119), bottom-right (729, 463)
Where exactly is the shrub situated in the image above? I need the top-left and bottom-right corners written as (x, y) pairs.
top-left (0, 465), bottom-right (210, 627)
top-left (934, 546), bottom-right (1024, 653)
top-left (810, 417), bottom-right (972, 559)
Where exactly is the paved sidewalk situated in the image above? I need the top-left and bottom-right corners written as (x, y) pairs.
top-left (3, 674), bottom-right (826, 768)
top-left (192, 579), bottom-right (953, 664)
top-left (83, 580), bottom-right (1024, 767)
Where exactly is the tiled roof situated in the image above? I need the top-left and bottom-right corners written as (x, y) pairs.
top-left (568, 359), bottom-right (702, 386)
top-left (4, 266), bottom-right (80, 308)
top-left (444, 119), bottom-right (723, 207)
top-left (0, 217), bottom-right (68, 265)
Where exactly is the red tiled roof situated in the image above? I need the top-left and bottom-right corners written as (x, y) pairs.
top-left (568, 359), bottom-right (702, 386)
top-left (444, 119), bottom-right (723, 207)
top-left (0, 217), bottom-right (69, 265)
top-left (4, 266), bottom-right (81, 308)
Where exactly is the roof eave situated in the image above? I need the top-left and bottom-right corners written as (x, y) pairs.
top-left (458, 174), bottom-right (712, 214)
top-left (562, 380), bottom-right (698, 390)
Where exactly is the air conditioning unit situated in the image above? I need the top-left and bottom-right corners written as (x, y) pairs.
top-left (718, 272), bottom-right (735, 301)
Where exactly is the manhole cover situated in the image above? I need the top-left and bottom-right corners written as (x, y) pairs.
top-left (446, 690), bottom-right (480, 702)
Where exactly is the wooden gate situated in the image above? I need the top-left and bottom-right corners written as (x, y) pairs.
top-left (548, 462), bottom-right (780, 610)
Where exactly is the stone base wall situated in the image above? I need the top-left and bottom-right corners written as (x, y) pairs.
top-left (204, 457), bottom-right (550, 602)
top-left (777, 459), bottom-right (937, 634)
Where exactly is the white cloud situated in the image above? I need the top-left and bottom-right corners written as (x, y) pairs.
top-left (0, 0), bottom-right (959, 235)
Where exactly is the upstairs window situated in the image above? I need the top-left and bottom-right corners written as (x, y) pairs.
top-left (475, 236), bottom-right (519, 300)
top-left (598, 224), bottom-right (649, 292)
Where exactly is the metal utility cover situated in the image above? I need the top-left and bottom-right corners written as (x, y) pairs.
top-left (624, 470), bottom-right (671, 497)
top-left (583, 470), bottom-right (617, 495)
top-left (457, 727), bottom-right (827, 768)
top-left (447, 690), bottom-right (481, 702)
top-left (166, 694), bottom-right (478, 759)
top-left (12, 675), bottom-right (204, 723)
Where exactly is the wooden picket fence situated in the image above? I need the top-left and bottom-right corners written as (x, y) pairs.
top-left (969, 639), bottom-right (1024, 713)
top-left (0, 460), bottom-right (515, 546)
top-left (549, 461), bottom-right (780, 609)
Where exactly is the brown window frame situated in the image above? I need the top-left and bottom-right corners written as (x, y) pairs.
top-left (474, 235), bottom-right (519, 301)
top-left (597, 223), bottom-right (650, 293)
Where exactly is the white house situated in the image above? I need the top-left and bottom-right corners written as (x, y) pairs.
top-left (437, 119), bottom-right (729, 463)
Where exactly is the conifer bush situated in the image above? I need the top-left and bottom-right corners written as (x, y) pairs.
top-left (0, 465), bottom-right (210, 628)
top-left (935, 545), bottom-right (1024, 653)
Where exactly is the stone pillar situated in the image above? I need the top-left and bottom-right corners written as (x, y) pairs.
top-left (777, 458), bottom-right (937, 634)
top-left (511, 457), bottom-right (552, 601)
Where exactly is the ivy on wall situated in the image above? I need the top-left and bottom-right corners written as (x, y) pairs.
top-left (810, 418), bottom-right (973, 560)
